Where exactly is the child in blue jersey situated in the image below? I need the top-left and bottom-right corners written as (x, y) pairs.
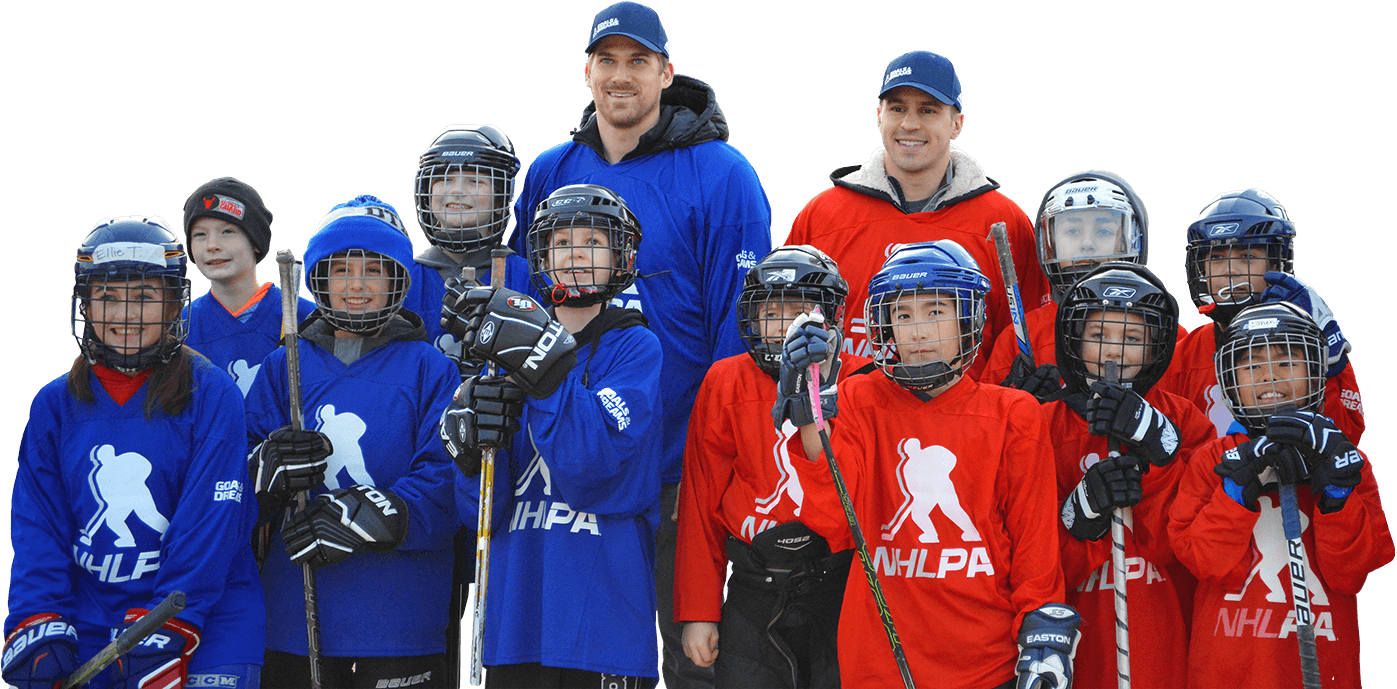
top-left (181, 177), bottom-right (315, 395)
top-left (243, 196), bottom-right (461, 688)
top-left (5, 218), bottom-right (264, 689)
top-left (408, 126), bottom-right (535, 368)
top-left (442, 184), bottom-right (663, 688)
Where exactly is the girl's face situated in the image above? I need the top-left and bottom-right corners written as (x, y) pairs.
top-left (87, 277), bottom-right (173, 353)
top-left (1080, 309), bottom-right (1151, 382)
top-left (543, 226), bottom-right (615, 287)
top-left (888, 291), bottom-right (964, 367)
top-left (326, 254), bottom-right (392, 314)
top-left (1234, 343), bottom-right (1313, 411)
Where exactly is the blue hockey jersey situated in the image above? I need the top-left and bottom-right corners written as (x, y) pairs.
top-left (183, 284), bottom-right (315, 397)
top-left (8, 356), bottom-right (264, 673)
top-left (508, 75), bottom-right (772, 484)
top-left (458, 308), bottom-right (663, 677)
top-left (244, 316), bottom-right (461, 657)
top-left (403, 247), bottom-right (534, 367)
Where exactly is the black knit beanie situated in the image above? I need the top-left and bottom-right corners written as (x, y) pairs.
top-left (182, 177), bottom-right (273, 263)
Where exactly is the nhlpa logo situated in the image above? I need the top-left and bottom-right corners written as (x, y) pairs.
top-left (754, 421), bottom-right (803, 518)
top-left (881, 438), bottom-right (981, 543)
top-left (1103, 287), bottom-right (1137, 299)
top-left (79, 445), bottom-right (170, 548)
top-left (1226, 495), bottom-right (1329, 606)
top-left (764, 269), bottom-right (796, 283)
top-left (1208, 222), bottom-right (1241, 237)
top-left (314, 404), bottom-right (374, 490)
top-left (228, 359), bottom-right (260, 397)
top-left (884, 243), bottom-right (907, 259)
top-left (507, 296), bottom-right (537, 311)
top-left (884, 66), bottom-right (912, 84)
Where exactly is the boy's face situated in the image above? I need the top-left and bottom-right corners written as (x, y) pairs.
top-left (756, 298), bottom-right (816, 343)
top-left (1204, 244), bottom-right (1273, 304)
top-left (326, 254), bottom-right (392, 315)
top-left (1051, 208), bottom-right (1125, 264)
top-left (1080, 309), bottom-right (1151, 381)
top-left (1235, 343), bottom-right (1312, 410)
top-left (87, 277), bottom-right (173, 353)
top-left (429, 170), bottom-right (497, 229)
top-left (189, 217), bottom-right (256, 282)
top-left (888, 291), bottom-right (964, 367)
top-left (543, 226), bottom-right (614, 287)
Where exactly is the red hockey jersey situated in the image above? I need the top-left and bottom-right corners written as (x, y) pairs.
top-left (1169, 435), bottom-right (1393, 689)
top-left (790, 373), bottom-right (1064, 688)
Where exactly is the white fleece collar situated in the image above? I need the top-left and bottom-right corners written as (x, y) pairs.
top-left (839, 145), bottom-right (992, 210)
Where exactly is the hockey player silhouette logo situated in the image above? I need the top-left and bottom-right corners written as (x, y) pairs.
top-left (515, 428), bottom-right (552, 497)
top-left (313, 404), bottom-right (374, 490)
top-left (1225, 494), bottom-right (1329, 605)
top-left (1204, 384), bottom-right (1248, 438)
top-left (754, 421), bottom-right (803, 516)
top-left (433, 332), bottom-right (464, 362)
top-left (881, 438), bottom-right (982, 543)
top-left (78, 445), bottom-right (169, 548)
top-left (227, 359), bottom-right (260, 397)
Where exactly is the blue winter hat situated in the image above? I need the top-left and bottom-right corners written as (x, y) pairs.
top-left (879, 51), bottom-right (962, 111)
top-left (586, 2), bottom-right (669, 57)
top-left (304, 195), bottom-right (414, 293)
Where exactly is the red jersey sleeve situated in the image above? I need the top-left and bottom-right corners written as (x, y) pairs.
top-left (674, 368), bottom-right (740, 623)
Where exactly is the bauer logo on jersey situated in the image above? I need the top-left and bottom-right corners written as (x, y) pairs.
top-left (201, 194), bottom-right (246, 220)
top-left (764, 268), bottom-right (796, 283)
top-left (884, 66), bottom-right (912, 84)
top-left (507, 295), bottom-right (538, 312)
top-left (1208, 222), bottom-right (1241, 236)
top-left (596, 387), bottom-right (631, 430)
top-left (1103, 286), bottom-right (1137, 298)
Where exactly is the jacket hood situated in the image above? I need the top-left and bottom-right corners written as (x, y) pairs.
top-left (831, 146), bottom-right (999, 212)
top-left (573, 74), bottom-right (729, 161)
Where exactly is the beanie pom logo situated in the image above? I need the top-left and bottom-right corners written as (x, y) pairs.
top-left (202, 195), bottom-right (247, 220)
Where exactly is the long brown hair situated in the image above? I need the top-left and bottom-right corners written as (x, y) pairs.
top-left (67, 345), bottom-right (197, 418)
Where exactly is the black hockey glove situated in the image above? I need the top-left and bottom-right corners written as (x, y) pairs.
top-left (249, 426), bottom-right (332, 496)
top-left (111, 610), bottom-right (201, 689)
top-left (1015, 604), bottom-right (1081, 689)
top-left (772, 312), bottom-right (840, 429)
top-left (1086, 382), bottom-right (1181, 467)
top-left (2, 613), bottom-right (77, 689)
top-left (455, 287), bottom-right (578, 398)
top-left (1059, 454), bottom-right (1144, 542)
top-left (1001, 354), bottom-right (1065, 404)
top-left (284, 484), bottom-right (409, 568)
top-left (440, 375), bottom-right (526, 477)
top-left (1214, 437), bottom-right (1284, 511)
top-left (1266, 410), bottom-right (1363, 512)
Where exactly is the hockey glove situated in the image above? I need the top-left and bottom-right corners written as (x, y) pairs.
top-left (1086, 382), bottom-right (1181, 467)
top-left (1015, 604), bottom-right (1081, 689)
top-left (440, 375), bottom-right (525, 477)
top-left (1059, 454), bottom-right (1144, 541)
top-left (1214, 437), bottom-right (1283, 511)
top-left (1262, 271), bottom-right (1350, 377)
top-left (249, 426), bottom-right (332, 497)
top-left (112, 610), bottom-right (201, 689)
top-left (772, 312), bottom-right (840, 429)
top-left (457, 287), bottom-right (578, 398)
top-left (284, 484), bottom-right (409, 567)
top-left (1001, 355), bottom-right (1065, 404)
top-left (2, 614), bottom-right (78, 689)
top-left (1267, 410), bottom-right (1364, 512)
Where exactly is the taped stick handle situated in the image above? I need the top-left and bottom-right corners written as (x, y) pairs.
top-left (60, 591), bottom-right (186, 689)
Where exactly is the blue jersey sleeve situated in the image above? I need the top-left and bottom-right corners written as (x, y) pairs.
top-left (384, 350), bottom-right (461, 552)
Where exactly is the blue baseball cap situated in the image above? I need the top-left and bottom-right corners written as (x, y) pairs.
top-left (879, 51), bottom-right (962, 111)
top-left (586, 2), bottom-right (669, 57)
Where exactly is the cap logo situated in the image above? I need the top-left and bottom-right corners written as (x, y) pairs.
top-left (1209, 222), bottom-right (1241, 236)
top-left (764, 269), bottom-right (796, 283)
top-left (1243, 317), bottom-right (1280, 331)
top-left (202, 194), bottom-right (246, 220)
top-left (1103, 287), bottom-right (1137, 298)
top-left (93, 242), bottom-right (167, 266)
top-left (884, 66), bottom-right (912, 84)
top-left (594, 17), bottom-right (619, 36)
top-left (507, 296), bottom-right (537, 312)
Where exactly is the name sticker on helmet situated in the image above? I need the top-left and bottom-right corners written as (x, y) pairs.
top-left (507, 296), bottom-right (537, 312)
top-left (764, 269), bottom-right (796, 283)
top-left (1243, 317), bottom-right (1280, 331)
top-left (203, 195), bottom-right (246, 220)
top-left (1208, 222), bottom-right (1241, 236)
top-left (93, 242), bottom-right (167, 266)
top-left (1103, 287), bottom-right (1137, 298)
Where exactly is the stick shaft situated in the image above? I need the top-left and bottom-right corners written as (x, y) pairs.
top-left (470, 249), bottom-right (510, 686)
top-left (1279, 484), bottom-right (1322, 688)
top-left (1102, 361), bottom-right (1130, 689)
top-left (989, 222), bottom-right (1033, 365)
top-left (60, 592), bottom-right (186, 689)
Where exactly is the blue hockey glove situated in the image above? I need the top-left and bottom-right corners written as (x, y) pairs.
top-left (2, 614), bottom-right (78, 689)
top-left (440, 375), bottom-right (525, 477)
top-left (1214, 437), bottom-right (1285, 510)
top-left (112, 610), bottom-right (201, 689)
top-left (1262, 271), bottom-right (1350, 376)
top-left (1060, 454), bottom-right (1144, 542)
top-left (284, 484), bottom-right (409, 567)
top-left (1001, 355), bottom-right (1065, 403)
top-left (1087, 382), bottom-right (1181, 467)
top-left (772, 312), bottom-right (840, 429)
top-left (1015, 604), bottom-right (1081, 689)
top-left (1266, 410), bottom-right (1363, 512)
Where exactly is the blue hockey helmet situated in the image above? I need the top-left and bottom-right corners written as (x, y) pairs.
top-left (1185, 188), bottom-right (1295, 324)
top-left (526, 184), bottom-right (642, 308)
top-left (1216, 301), bottom-right (1325, 436)
top-left (414, 125), bottom-right (520, 254)
top-left (1056, 262), bottom-right (1178, 395)
top-left (738, 245), bottom-right (848, 376)
top-left (1036, 170), bottom-right (1148, 301)
top-left (306, 195), bottom-right (414, 335)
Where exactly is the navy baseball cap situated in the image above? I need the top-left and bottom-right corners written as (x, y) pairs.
top-left (879, 51), bottom-right (962, 111)
top-left (586, 2), bottom-right (669, 57)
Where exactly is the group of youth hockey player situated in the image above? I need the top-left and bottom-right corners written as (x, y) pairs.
top-left (6, 3), bottom-right (1392, 689)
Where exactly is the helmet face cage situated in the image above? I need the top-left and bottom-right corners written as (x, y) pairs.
top-left (1184, 189), bottom-right (1296, 321)
top-left (526, 186), bottom-right (641, 307)
top-left (737, 246), bottom-right (849, 374)
top-left (1216, 304), bottom-right (1325, 435)
top-left (309, 249), bottom-right (410, 334)
top-left (1056, 264), bottom-right (1178, 394)
top-left (1037, 173), bottom-right (1146, 298)
top-left (867, 286), bottom-right (986, 392)
top-left (415, 164), bottom-right (515, 252)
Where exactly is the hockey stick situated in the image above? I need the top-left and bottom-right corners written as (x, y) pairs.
top-left (59, 591), bottom-right (185, 689)
top-left (469, 248), bottom-right (509, 686)
top-left (805, 315), bottom-right (916, 689)
top-left (447, 264), bottom-right (479, 689)
top-left (1103, 361), bottom-right (1131, 689)
top-left (277, 250), bottom-right (323, 689)
top-left (1279, 482), bottom-right (1322, 688)
top-left (989, 221), bottom-right (1033, 365)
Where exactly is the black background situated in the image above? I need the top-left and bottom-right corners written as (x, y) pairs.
top-left (19, 14), bottom-right (1385, 682)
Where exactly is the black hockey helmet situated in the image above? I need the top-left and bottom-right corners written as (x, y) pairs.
top-left (415, 125), bottom-right (521, 254)
top-left (1056, 262), bottom-right (1178, 394)
top-left (737, 245), bottom-right (849, 376)
top-left (526, 184), bottom-right (642, 308)
top-left (1185, 188), bottom-right (1295, 325)
top-left (1036, 170), bottom-right (1148, 301)
top-left (1216, 301), bottom-right (1326, 436)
